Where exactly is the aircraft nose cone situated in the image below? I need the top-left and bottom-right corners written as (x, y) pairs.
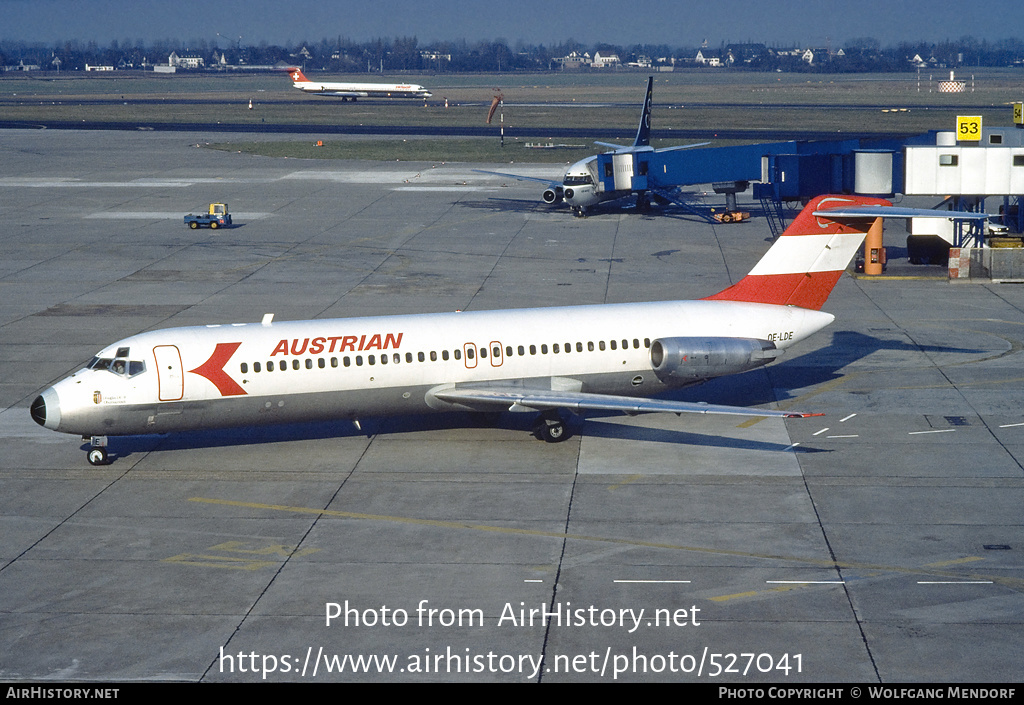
top-left (30, 387), bottom-right (61, 430)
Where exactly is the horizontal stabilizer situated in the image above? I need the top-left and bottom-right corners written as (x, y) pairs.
top-left (431, 386), bottom-right (820, 418)
top-left (813, 206), bottom-right (992, 220)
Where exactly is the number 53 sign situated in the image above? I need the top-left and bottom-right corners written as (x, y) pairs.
top-left (957, 115), bottom-right (983, 141)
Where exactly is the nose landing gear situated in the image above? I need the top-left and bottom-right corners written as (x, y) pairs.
top-left (86, 436), bottom-right (111, 466)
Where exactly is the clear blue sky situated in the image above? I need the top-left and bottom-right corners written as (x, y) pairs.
top-left (3, 0), bottom-right (1022, 47)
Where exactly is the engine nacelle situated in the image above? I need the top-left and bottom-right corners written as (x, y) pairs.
top-left (543, 187), bottom-right (563, 204)
top-left (649, 337), bottom-right (781, 383)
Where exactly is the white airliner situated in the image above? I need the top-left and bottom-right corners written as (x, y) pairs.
top-left (286, 67), bottom-right (432, 101)
top-left (30, 196), bottom-right (986, 465)
top-left (476, 77), bottom-right (708, 217)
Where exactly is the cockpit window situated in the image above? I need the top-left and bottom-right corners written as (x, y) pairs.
top-left (87, 356), bottom-right (146, 378)
top-left (88, 357), bottom-right (112, 371)
top-left (563, 174), bottom-right (593, 185)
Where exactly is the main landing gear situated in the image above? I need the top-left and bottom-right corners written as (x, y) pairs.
top-left (85, 436), bottom-right (111, 466)
top-left (533, 410), bottom-right (570, 443)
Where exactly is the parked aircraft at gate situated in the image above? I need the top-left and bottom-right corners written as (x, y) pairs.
top-left (286, 67), bottom-right (432, 100)
top-left (31, 196), bottom-right (987, 465)
top-left (477, 77), bottom-right (713, 217)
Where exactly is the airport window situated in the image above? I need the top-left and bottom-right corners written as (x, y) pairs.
top-left (267, 361), bottom-right (275, 372)
top-left (990, 135), bottom-right (1003, 145)
top-left (418, 352), bottom-right (425, 362)
top-left (430, 351), bottom-right (437, 362)
top-left (638, 161), bottom-right (648, 176)
top-left (939, 154), bottom-right (958, 166)
top-left (254, 362), bottom-right (261, 373)
top-left (1014, 156), bottom-right (1024, 167)
top-left (604, 163), bottom-right (613, 178)
top-left (241, 363), bottom-right (248, 374)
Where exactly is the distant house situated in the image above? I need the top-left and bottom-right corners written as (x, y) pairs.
top-left (85, 64), bottom-right (114, 72)
top-left (420, 51), bottom-right (451, 63)
top-left (555, 51), bottom-right (590, 70)
top-left (592, 51), bottom-right (621, 68)
top-left (695, 50), bottom-right (722, 67)
top-left (6, 60), bottom-right (41, 72)
top-left (168, 52), bottom-right (205, 69)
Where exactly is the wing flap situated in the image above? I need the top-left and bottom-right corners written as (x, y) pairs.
top-left (431, 387), bottom-right (820, 419)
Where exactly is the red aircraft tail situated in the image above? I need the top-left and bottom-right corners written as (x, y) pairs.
top-left (703, 194), bottom-right (891, 311)
top-left (287, 67), bottom-right (309, 83)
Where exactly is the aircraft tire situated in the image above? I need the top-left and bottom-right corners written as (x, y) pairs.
top-left (87, 447), bottom-right (109, 466)
top-left (534, 418), bottom-right (568, 443)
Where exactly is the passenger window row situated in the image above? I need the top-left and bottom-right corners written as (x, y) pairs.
top-left (239, 338), bottom-right (650, 375)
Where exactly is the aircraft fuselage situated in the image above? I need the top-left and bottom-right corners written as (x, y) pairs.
top-left (32, 300), bottom-right (832, 438)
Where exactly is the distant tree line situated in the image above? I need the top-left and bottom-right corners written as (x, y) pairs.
top-left (2, 35), bottom-right (1023, 73)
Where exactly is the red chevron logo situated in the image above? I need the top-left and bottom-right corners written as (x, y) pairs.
top-left (188, 342), bottom-right (247, 396)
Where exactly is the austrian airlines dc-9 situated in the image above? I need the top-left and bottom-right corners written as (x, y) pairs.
top-left (31, 196), bottom-right (985, 465)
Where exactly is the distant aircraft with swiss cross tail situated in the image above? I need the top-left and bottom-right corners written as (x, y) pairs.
top-left (30, 196), bottom-right (989, 465)
top-left (285, 67), bottom-right (432, 101)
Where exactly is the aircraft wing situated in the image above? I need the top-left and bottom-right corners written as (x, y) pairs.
top-left (472, 169), bottom-right (561, 187)
top-left (312, 91), bottom-right (369, 98)
top-left (594, 141), bottom-right (631, 152)
top-left (593, 141), bottom-right (709, 153)
top-left (431, 386), bottom-right (820, 418)
top-left (654, 142), bottom-right (711, 153)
